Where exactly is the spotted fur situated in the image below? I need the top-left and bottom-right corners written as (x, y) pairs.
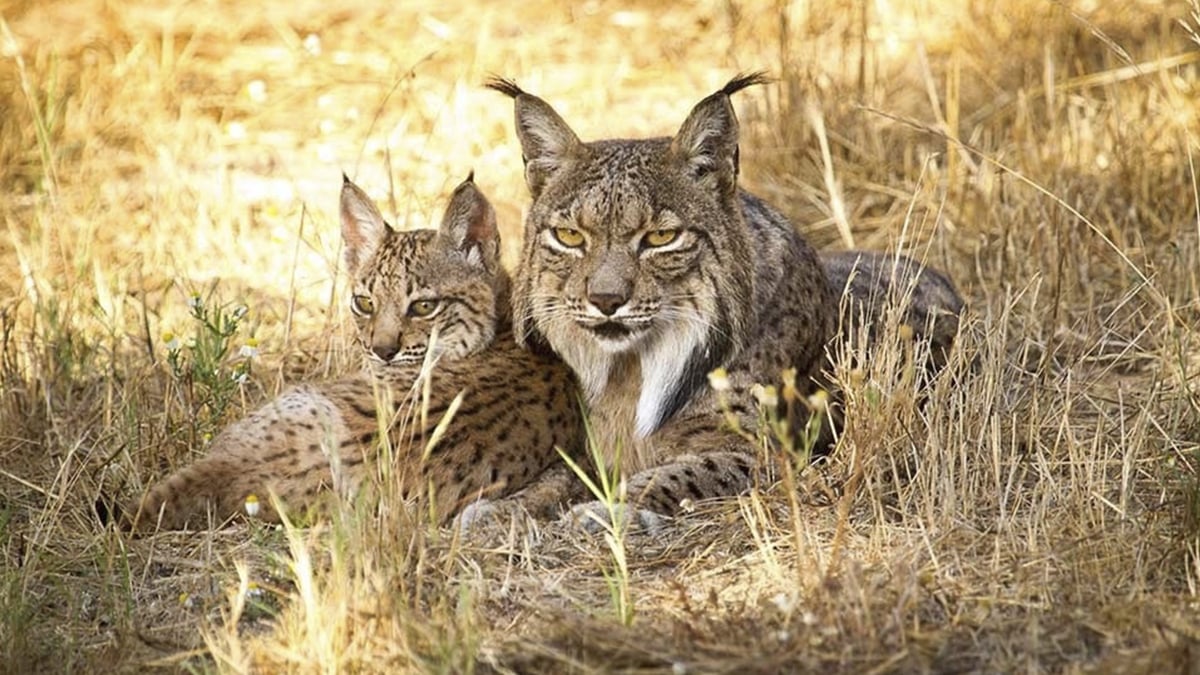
top-left (488, 75), bottom-right (964, 526)
top-left (126, 176), bottom-right (583, 531)
top-left (488, 74), bottom-right (836, 521)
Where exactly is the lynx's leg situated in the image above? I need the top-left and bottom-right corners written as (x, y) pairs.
top-left (128, 454), bottom-right (285, 531)
top-left (125, 385), bottom-right (354, 533)
top-left (458, 462), bottom-right (586, 530)
top-left (568, 408), bottom-right (767, 534)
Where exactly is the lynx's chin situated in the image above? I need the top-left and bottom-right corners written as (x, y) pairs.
top-left (582, 320), bottom-right (649, 353)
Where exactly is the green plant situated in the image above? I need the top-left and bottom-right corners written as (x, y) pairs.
top-left (162, 289), bottom-right (257, 442)
top-left (558, 417), bottom-right (635, 627)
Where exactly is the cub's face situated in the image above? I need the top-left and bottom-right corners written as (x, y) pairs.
top-left (340, 176), bottom-right (504, 368)
top-left (348, 230), bottom-right (497, 366)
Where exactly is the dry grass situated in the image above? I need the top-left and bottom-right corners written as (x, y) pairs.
top-left (2, 0), bottom-right (1199, 672)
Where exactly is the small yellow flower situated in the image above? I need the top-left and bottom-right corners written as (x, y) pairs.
top-left (238, 338), bottom-right (259, 358)
top-left (244, 494), bottom-right (261, 517)
top-left (752, 384), bottom-right (779, 408)
top-left (707, 368), bottom-right (731, 393)
top-left (178, 592), bottom-right (194, 609)
top-left (161, 332), bottom-right (180, 351)
top-left (806, 389), bottom-right (829, 414)
top-left (186, 292), bottom-right (202, 310)
top-left (780, 368), bottom-right (798, 404)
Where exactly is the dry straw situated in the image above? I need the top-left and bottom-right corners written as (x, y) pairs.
top-left (1, 0), bottom-right (1198, 672)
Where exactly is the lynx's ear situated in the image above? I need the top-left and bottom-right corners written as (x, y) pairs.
top-left (486, 77), bottom-right (585, 198)
top-left (670, 72), bottom-right (770, 197)
top-left (340, 174), bottom-right (394, 276)
top-left (439, 171), bottom-right (500, 273)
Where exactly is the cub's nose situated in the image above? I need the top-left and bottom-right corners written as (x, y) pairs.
top-left (372, 344), bottom-right (398, 361)
top-left (588, 293), bottom-right (627, 317)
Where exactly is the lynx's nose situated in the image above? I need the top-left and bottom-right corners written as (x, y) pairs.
top-left (372, 344), bottom-right (398, 361)
top-left (588, 292), bottom-right (627, 316)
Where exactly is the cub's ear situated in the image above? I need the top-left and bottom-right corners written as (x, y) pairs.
top-left (486, 77), bottom-right (586, 198)
top-left (670, 72), bottom-right (770, 197)
top-left (340, 174), bottom-right (394, 276)
top-left (439, 171), bottom-right (500, 272)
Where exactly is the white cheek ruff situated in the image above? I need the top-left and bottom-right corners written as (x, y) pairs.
top-left (635, 318), bottom-right (709, 438)
top-left (557, 335), bottom-right (611, 404)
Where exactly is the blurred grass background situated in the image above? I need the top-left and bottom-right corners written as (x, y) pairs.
top-left (2, 0), bottom-right (1199, 671)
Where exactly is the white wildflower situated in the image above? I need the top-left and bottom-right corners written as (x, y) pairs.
top-left (239, 338), bottom-right (259, 358)
top-left (807, 389), bottom-right (829, 414)
top-left (752, 384), bottom-right (779, 408)
top-left (246, 79), bottom-right (267, 103)
top-left (707, 367), bottom-right (731, 393)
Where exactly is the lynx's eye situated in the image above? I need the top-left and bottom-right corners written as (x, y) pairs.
top-left (551, 227), bottom-right (586, 248)
top-left (350, 294), bottom-right (375, 316)
top-left (642, 229), bottom-right (680, 248)
top-left (408, 299), bottom-right (441, 318)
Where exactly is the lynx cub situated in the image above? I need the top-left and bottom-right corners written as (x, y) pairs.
top-left (127, 176), bottom-right (582, 531)
top-left (488, 74), bottom-right (962, 528)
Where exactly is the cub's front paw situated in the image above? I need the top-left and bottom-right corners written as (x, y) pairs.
top-left (566, 501), bottom-right (669, 536)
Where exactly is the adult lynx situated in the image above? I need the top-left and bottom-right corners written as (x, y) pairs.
top-left (488, 74), bottom-right (962, 527)
top-left (126, 176), bottom-right (583, 531)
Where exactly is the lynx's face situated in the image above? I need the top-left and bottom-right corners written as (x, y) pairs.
top-left (522, 142), bottom-right (743, 400)
top-left (340, 176), bottom-right (507, 367)
top-left (490, 75), bottom-right (768, 434)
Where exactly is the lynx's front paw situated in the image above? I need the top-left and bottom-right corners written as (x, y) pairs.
top-left (456, 498), bottom-right (499, 531)
top-left (566, 500), bottom-right (669, 536)
top-left (456, 498), bottom-right (530, 532)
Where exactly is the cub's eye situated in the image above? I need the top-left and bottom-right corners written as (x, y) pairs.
top-left (642, 229), bottom-right (680, 248)
top-left (350, 294), bottom-right (375, 316)
top-left (408, 299), bottom-right (440, 318)
top-left (552, 227), bottom-right (586, 248)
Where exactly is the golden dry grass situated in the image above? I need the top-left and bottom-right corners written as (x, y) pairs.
top-left (2, 0), bottom-right (1199, 672)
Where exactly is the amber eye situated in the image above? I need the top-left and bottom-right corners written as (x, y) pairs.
top-left (408, 299), bottom-right (440, 318)
top-left (643, 229), bottom-right (680, 248)
top-left (350, 294), bottom-right (375, 316)
top-left (552, 227), bottom-right (586, 248)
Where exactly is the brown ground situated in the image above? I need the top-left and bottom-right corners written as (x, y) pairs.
top-left (2, 0), bottom-right (1199, 672)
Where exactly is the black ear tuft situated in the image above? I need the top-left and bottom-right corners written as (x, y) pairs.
top-left (484, 76), bottom-right (527, 99)
top-left (486, 76), bottom-right (585, 198)
top-left (669, 72), bottom-right (769, 196)
top-left (720, 71), bottom-right (772, 97)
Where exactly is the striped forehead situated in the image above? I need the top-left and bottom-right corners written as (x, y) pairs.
top-left (358, 230), bottom-right (441, 291)
top-left (561, 143), bottom-right (663, 235)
